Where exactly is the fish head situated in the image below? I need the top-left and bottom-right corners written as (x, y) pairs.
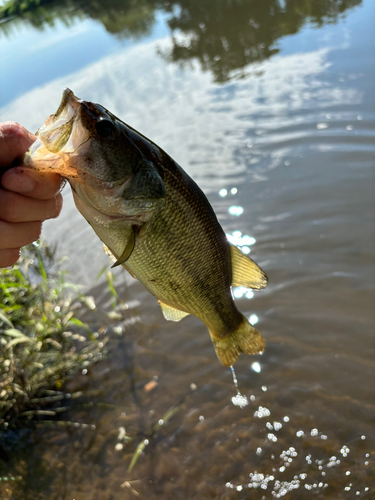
top-left (24, 88), bottom-right (165, 226)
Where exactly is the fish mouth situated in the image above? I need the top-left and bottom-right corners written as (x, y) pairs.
top-left (24, 88), bottom-right (165, 223)
top-left (23, 88), bottom-right (88, 178)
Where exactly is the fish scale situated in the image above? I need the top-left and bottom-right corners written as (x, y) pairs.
top-left (125, 167), bottom-right (238, 335)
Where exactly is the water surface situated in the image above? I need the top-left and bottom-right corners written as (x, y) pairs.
top-left (0, 0), bottom-right (374, 498)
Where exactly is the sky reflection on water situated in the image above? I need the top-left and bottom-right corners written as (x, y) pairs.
top-left (0, 0), bottom-right (374, 499)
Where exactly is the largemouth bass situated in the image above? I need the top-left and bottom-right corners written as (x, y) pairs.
top-left (24, 89), bottom-right (268, 366)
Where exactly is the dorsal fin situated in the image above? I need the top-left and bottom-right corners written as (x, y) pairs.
top-left (158, 300), bottom-right (190, 322)
top-left (111, 226), bottom-right (139, 268)
top-left (230, 243), bottom-right (268, 290)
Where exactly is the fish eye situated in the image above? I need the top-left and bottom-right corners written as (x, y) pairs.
top-left (95, 119), bottom-right (116, 138)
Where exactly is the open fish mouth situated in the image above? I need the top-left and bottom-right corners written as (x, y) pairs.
top-left (24, 88), bottom-right (165, 222)
top-left (23, 88), bottom-right (89, 178)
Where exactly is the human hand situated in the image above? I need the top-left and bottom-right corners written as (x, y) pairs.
top-left (0, 122), bottom-right (63, 268)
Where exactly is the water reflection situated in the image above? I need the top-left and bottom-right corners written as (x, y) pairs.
top-left (0, 0), bottom-right (157, 40)
top-left (160, 0), bottom-right (362, 82)
top-left (1, 0), bottom-right (362, 84)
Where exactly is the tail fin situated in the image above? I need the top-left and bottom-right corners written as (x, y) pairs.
top-left (209, 316), bottom-right (265, 367)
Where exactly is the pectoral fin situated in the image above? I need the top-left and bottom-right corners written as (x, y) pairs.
top-left (158, 300), bottom-right (190, 322)
top-left (230, 243), bottom-right (268, 289)
top-left (111, 226), bottom-right (139, 268)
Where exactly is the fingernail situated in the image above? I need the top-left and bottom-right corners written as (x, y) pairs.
top-left (3, 168), bottom-right (36, 193)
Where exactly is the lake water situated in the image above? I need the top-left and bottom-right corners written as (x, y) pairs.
top-left (0, 0), bottom-right (374, 498)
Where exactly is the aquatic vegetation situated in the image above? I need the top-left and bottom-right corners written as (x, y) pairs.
top-left (0, 242), bottom-right (106, 431)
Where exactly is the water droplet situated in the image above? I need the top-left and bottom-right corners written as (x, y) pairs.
top-left (261, 385), bottom-right (267, 391)
top-left (254, 406), bottom-right (271, 418)
top-left (283, 416), bottom-right (290, 422)
top-left (346, 125), bottom-right (353, 131)
top-left (242, 246), bottom-right (251, 254)
top-left (230, 366), bottom-right (249, 408)
top-left (232, 393), bottom-right (249, 408)
top-left (231, 187), bottom-right (238, 195)
top-left (340, 445), bottom-right (350, 456)
top-left (317, 123), bottom-right (328, 129)
top-left (219, 189), bottom-right (227, 197)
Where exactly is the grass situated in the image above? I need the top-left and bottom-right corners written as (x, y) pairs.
top-left (0, 241), bottom-right (106, 432)
top-left (0, 241), bottom-right (188, 479)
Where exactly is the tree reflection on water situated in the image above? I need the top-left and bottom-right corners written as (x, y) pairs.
top-left (1, 0), bottom-right (361, 83)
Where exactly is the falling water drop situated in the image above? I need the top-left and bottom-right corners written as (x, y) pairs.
top-left (230, 366), bottom-right (249, 408)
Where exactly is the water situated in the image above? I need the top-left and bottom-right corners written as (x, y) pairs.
top-left (0, 0), bottom-right (374, 498)
top-left (230, 366), bottom-right (249, 408)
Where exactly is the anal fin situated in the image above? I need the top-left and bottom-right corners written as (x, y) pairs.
top-left (230, 243), bottom-right (268, 289)
top-left (158, 300), bottom-right (190, 322)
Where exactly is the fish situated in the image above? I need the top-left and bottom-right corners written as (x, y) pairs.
top-left (24, 88), bottom-right (268, 367)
